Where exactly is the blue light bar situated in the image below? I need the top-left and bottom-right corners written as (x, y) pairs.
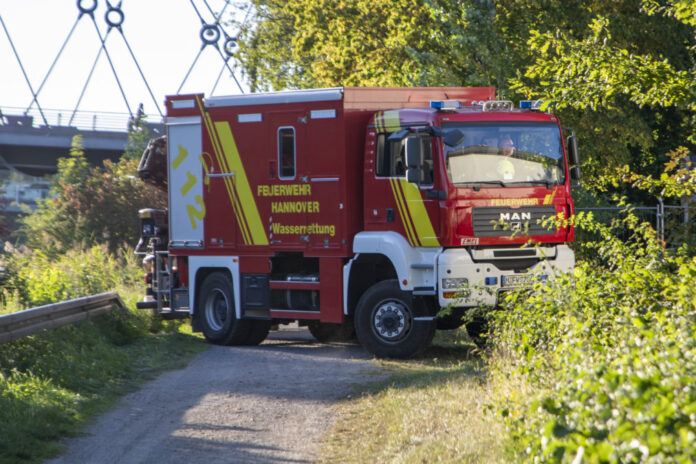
top-left (430, 100), bottom-right (462, 110)
top-left (484, 276), bottom-right (498, 286)
top-left (520, 100), bottom-right (543, 109)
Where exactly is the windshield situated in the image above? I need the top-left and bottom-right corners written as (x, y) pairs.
top-left (443, 122), bottom-right (565, 187)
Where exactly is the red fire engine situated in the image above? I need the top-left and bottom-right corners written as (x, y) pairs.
top-left (136, 87), bottom-right (579, 358)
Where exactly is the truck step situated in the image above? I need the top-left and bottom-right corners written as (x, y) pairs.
top-left (136, 300), bottom-right (157, 309)
top-left (160, 309), bottom-right (190, 320)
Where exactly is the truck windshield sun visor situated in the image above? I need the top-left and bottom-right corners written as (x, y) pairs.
top-left (443, 122), bottom-right (565, 187)
top-left (443, 128), bottom-right (465, 147)
top-left (387, 129), bottom-right (410, 142)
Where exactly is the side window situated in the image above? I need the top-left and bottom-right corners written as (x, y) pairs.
top-left (278, 127), bottom-right (295, 179)
top-left (375, 132), bottom-right (406, 177)
top-left (375, 131), bottom-right (432, 184)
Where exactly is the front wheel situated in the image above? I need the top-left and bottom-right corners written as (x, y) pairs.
top-left (355, 280), bottom-right (435, 359)
top-left (197, 272), bottom-right (251, 345)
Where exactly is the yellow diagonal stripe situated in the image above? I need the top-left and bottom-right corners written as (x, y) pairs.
top-left (374, 111), bottom-right (384, 132)
top-left (389, 178), bottom-right (418, 246)
top-left (383, 110), bottom-right (401, 132)
top-left (214, 121), bottom-right (269, 245)
top-left (196, 98), bottom-right (252, 244)
top-left (397, 179), bottom-right (440, 247)
top-left (543, 188), bottom-right (557, 205)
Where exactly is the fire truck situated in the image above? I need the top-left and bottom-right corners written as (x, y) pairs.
top-left (135, 87), bottom-right (579, 358)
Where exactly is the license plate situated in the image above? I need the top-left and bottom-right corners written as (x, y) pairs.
top-left (501, 274), bottom-right (534, 287)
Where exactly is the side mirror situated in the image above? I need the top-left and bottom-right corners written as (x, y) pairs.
top-left (443, 129), bottom-right (465, 147)
top-left (570, 165), bottom-right (581, 181)
top-left (405, 136), bottom-right (421, 168)
top-left (567, 135), bottom-right (579, 166)
top-left (405, 137), bottom-right (421, 184)
top-left (406, 169), bottom-right (420, 184)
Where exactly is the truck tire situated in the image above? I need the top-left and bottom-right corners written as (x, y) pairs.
top-left (355, 280), bottom-right (435, 359)
top-left (198, 272), bottom-right (251, 345)
top-left (308, 320), bottom-right (356, 343)
top-left (244, 319), bottom-right (272, 345)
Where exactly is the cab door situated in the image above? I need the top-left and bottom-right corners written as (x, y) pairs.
top-left (365, 129), bottom-right (440, 247)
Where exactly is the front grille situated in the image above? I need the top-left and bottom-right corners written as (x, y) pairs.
top-left (472, 206), bottom-right (556, 236)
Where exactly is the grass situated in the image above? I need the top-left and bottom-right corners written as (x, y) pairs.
top-left (318, 330), bottom-right (510, 464)
top-left (0, 310), bottom-right (208, 464)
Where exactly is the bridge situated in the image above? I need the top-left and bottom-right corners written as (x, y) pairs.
top-left (0, 108), bottom-right (163, 213)
top-left (0, 0), bottom-right (248, 214)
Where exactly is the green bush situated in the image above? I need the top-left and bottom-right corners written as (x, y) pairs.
top-left (491, 209), bottom-right (696, 462)
top-left (17, 135), bottom-right (166, 254)
top-left (2, 244), bottom-right (141, 307)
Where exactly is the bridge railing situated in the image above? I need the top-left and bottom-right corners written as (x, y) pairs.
top-left (0, 106), bottom-right (163, 133)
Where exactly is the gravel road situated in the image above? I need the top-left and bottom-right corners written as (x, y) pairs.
top-left (45, 326), bottom-right (384, 464)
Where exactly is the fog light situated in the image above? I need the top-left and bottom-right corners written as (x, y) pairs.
top-left (441, 278), bottom-right (468, 290)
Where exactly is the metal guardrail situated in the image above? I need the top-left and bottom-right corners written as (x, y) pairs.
top-left (0, 291), bottom-right (126, 344)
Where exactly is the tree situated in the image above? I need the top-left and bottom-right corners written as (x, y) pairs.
top-left (500, 0), bottom-right (696, 189)
top-left (234, 0), bottom-right (505, 91)
top-left (18, 134), bottom-right (166, 254)
top-left (123, 103), bottom-right (154, 161)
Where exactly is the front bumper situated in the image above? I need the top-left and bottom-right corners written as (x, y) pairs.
top-left (437, 244), bottom-right (574, 307)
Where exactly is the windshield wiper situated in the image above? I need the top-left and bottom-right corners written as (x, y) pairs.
top-left (453, 180), bottom-right (509, 190)
top-left (523, 180), bottom-right (557, 190)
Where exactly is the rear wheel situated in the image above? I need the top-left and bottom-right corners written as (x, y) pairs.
top-left (308, 320), bottom-right (355, 343)
top-left (198, 272), bottom-right (251, 345)
top-left (355, 280), bottom-right (435, 359)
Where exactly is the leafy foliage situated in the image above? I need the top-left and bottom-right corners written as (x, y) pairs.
top-left (491, 165), bottom-right (696, 463)
top-left (1, 244), bottom-right (140, 308)
top-left (123, 104), bottom-right (156, 161)
top-left (18, 135), bottom-right (165, 254)
top-left (235, 0), bottom-right (504, 91)
top-left (505, 1), bottom-right (696, 189)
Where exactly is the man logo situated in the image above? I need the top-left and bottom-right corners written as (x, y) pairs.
top-left (499, 212), bottom-right (531, 221)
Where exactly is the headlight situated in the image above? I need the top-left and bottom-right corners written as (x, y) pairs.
top-left (441, 278), bottom-right (468, 290)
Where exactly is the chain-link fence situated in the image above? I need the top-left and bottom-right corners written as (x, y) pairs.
top-left (576, 201), bottom-right (695, 247)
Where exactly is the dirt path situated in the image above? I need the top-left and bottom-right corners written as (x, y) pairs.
top-left (45, 327), bottom-right (384, 464)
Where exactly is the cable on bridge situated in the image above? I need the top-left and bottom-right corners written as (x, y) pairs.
top-left (3, 0), bottom-right (248, 127)
top-left (178, 0), bottom-right (246, 95)
top-left (0, 14), bottom-right (50, 126)
top-left (104, 0), bottom-right (163, 118)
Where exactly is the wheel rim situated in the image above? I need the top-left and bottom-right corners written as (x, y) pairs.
top-left (204, 287), bottom-right (229, 332)
top-left (371, 299), bottom-right (412, 343)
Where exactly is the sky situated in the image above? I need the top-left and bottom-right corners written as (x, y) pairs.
top-left (0, 0), bottom-right (250, 125)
